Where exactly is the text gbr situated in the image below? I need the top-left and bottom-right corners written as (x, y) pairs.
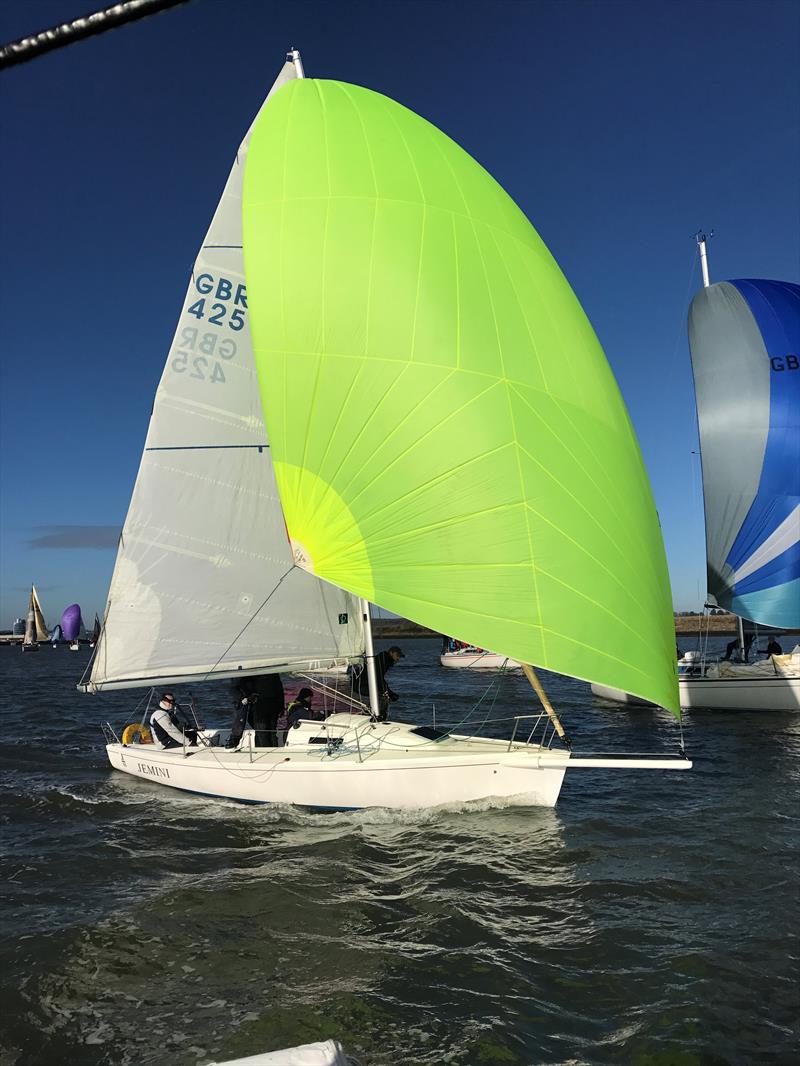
top-left (171, 272), bottom-right (246, 386)
top-left (770, 354), bottom-right (799, 371)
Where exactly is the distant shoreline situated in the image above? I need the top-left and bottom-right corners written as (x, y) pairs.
top-left (2, 615), bottom-right (794, 647)
top-left (373, 617), bottom-right (799, 639)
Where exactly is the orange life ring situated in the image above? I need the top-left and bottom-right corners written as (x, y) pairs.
top-left (121, 723), bottom-right (153, 745)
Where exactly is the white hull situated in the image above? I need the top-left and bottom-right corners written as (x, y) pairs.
top-left (592, 674), bottom-right (800, 711)
top-left (105, 712), bottom-right (690, 809)
top-left (440, 651), bottom-right (521, 670)
top-left (107, 714), bottom-right (568, 809)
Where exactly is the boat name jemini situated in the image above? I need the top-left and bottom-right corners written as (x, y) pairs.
top-left (137, 763), bottom-right (170, 779)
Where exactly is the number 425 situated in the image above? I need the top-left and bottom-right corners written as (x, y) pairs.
top-left (172, 352), bottom-right (225, 383)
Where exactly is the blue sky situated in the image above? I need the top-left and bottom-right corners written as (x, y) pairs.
top-left (1, 0), bottom-right (798, 626)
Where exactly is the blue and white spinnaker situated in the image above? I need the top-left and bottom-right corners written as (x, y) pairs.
top-left (688, 278), bottom-right (799, 628)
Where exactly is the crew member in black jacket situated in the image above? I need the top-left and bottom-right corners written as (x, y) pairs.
top-left (226, 673), bottom-right (285, 748)
top-left (355, 646), bottom-right (405, 721)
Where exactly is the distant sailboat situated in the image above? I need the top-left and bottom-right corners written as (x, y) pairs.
top-left (89, 613), bottom-right (101, 647)
top-left (22, 585), bottom-right (49, 651)
top-left (440, 638), bottom-right (521, 671)
top-left (89, 50), bottom-right (689, 808)
top-left (594, 236), bottom-right (800, 710)
top-left (62, 603), bottom-right (83, 652)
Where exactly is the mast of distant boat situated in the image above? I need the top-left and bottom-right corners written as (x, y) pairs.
top-left (696, 230), bottom-right (711, 289)
top-left (695, 230), bottom-right (746, 659)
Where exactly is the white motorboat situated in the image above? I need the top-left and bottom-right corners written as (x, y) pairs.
top-left (83, 50), bottom-right (691, 808)
top-left (440, 648), bottom-right (521, 670)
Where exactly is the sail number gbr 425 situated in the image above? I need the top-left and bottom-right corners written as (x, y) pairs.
top-left (171, 271), bottom-right (247, 386)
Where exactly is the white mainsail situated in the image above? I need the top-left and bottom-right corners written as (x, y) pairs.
top-left (24, 585), bottom-right (49, 645)
top-left (87, 59), bottom-right (363, 692)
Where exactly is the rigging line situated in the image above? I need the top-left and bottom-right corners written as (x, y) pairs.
top-left (673, 246), bottom-right (702, 439)
top-left (178, 565), bottom-right (306, 782)
top-left (198, 564), bottom-right (297, 686)
top-left (291, 667), bottom-right (514, 756)
top-left (374, 671), bottom-right (512, 753)
top-left (296, 674), bottom-right (368, 713)
top-left (78, 601), bottom-right (111, 690)
top-left (457, 662), bottom-right (507, 740)
top-left (400, 667), bottom-right (509, 747)
top-left (138, 688), bottom-right (156, 728)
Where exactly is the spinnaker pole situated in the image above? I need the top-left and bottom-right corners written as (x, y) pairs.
top-left (521, 664), bottom-right (570, 747)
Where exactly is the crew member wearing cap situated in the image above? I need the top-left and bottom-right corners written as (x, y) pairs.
top-left (356, 645), bottom-right (405, 722)
top-left (149, 693), bottom-right (197, 749)
top-left (286, 687), bottom-right (319, 731)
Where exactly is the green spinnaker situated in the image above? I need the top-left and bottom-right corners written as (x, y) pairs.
top-left (242, 79), bottom-right (679, 716)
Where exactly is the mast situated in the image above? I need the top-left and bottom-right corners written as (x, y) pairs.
top-left (24, 587), bottom-right (35, 646)
top-left (696, 229), bottom-right (747, 657)
top-left (359, 598), bottom-right (381, 718)
top-left (695, 230), bottom-right (712, 288)
top-left (288, 43), bottom-right (379, 702)
top-left (737, 616), bottom-right (746, 659)
top-left (288, 45), bottom-right (380, 706)
top-left (288, 47), bottom-right (304, 78)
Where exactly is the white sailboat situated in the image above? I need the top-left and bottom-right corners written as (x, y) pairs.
top-left (86, 51), bottom-right (690, 808)
top-left (440, 644), bottom-right (522, 671)
top-left (22, 585), bottom-right (49, 651)
top-left (593, 235), bottom-right (800, 711)
top-left (594, 646), bottom-right (800, 711)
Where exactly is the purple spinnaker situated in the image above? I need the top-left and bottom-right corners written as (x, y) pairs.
top-left (61, 604), bottom-right (83, 642)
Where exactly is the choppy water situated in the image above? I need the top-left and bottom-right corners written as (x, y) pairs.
top-left (1, 637), bottom-right (798, 1065)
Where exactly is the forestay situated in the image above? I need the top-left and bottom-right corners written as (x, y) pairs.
top-left (87, 63), bottom-right (363, 693)
top-left (243, 79), bottom-right (679, 715)
top-left (688, 279), bottom-right (800, 629)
